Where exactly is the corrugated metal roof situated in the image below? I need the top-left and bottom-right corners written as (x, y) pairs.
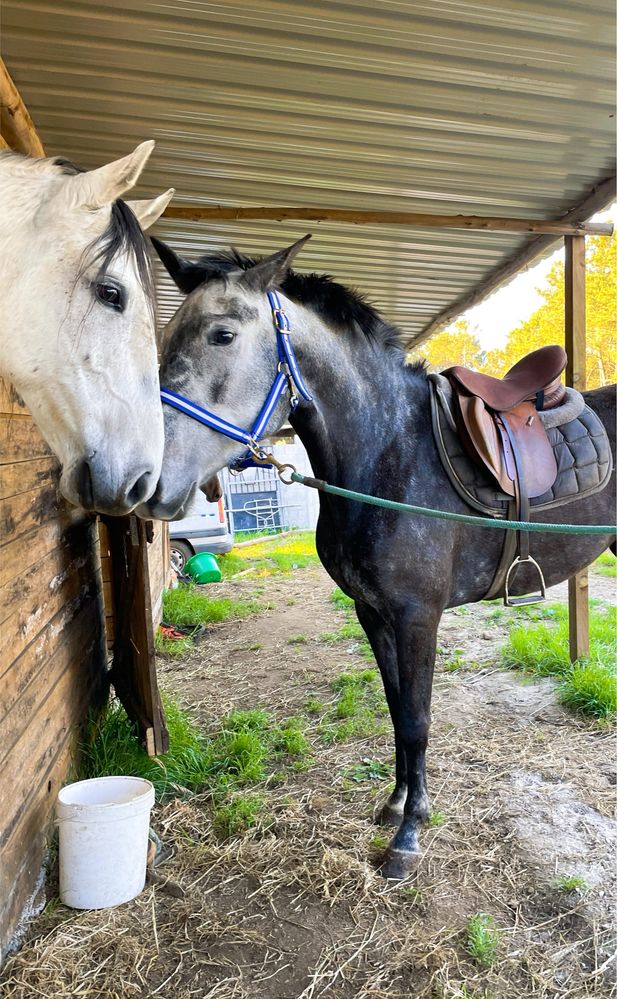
top-left (3, 0), bottom-right (615, 344)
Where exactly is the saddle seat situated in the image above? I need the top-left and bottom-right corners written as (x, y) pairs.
top-left (444, 345), bottom-right (567, 413)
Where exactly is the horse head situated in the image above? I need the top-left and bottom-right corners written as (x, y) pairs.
top-left (0, 141), bottom-right (173, 514)
top-left (141, 236), bottom-right (311, 519)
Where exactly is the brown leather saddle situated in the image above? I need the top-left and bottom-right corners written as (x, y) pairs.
top-left (442, 344), bottom-right (568, 605)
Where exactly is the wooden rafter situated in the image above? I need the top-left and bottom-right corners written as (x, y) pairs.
top-left (414, 174), bottom-right (616, 346)
top-left (0, 57), bottom-right (44, 157)
top-left (163, 203), bottom-right (612, 237)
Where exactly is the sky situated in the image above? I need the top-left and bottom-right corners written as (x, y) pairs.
top-left (460, 202), bottom-right (616, 352)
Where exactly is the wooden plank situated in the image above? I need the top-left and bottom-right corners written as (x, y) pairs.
top-left (0, 414), bottom-right (53, 465)
top-left (164, 204), bottom-right (613, 236)
top-left (0, 481), bottom-right (65, 548)
top-left (0, 735), bottom-right (74, 960)
top-left (104, 515), bottom-right (168, 755)
top-left (0, 58), bottom-right (45, 157)
top-left (0, 600), bottom-right (103, 765)
top-left (0, 627), bottom-right (104, 850)
top-left (0, 518), bottom-right (99, 661)
top-left (564, 234), bottom-right (590, 663)
top-left (0, 456), bottom-right (58, 501)
top-left (414, 173), bottom-right (616, 346)
top-left (0, 508), bottom-right (85, 590)
top-left (0, 378), bottom-right (28, 416)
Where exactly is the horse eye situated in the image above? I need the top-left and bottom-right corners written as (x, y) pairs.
top-left (95, 283), bottom-right (123, 310)
top-left (210, 329), bottom-right (236, 345)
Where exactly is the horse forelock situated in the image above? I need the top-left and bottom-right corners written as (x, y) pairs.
top-left (85, 200), bottom-right (155, 314)
top-left (188, 249), bottom-right (406, 356)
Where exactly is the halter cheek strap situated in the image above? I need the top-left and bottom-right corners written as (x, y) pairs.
top-left (160, 290), bottom-right (312, 458)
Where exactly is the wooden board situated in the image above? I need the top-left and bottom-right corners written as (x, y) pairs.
top-left (103, 515), bottom-right (168, 756)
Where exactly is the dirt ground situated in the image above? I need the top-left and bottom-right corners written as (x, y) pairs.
top-left (2, 562), bottom-right (616, 999)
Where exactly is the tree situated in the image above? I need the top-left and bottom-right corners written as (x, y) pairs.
top-left (409, 320), bottom-right (486, 372)
top-left (487, 236), bottom-right (616, 387)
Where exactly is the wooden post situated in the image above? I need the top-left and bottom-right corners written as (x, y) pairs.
top-left (564, 235), bottom-right (589, 662)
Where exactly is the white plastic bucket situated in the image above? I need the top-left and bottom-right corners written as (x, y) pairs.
top-left (56, 776), bottom-right (155, 910)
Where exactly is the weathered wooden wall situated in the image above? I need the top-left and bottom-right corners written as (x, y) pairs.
top-left (0, 380), bottom-right (108, 959)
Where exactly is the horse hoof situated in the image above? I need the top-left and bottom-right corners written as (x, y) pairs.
top-left (380, 847), bottom-right (421, 880)
top-left (375, 802), bottom-right (404, 827)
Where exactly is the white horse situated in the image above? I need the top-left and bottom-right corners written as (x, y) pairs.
top-left (0, 140), bottom-right (173, 515)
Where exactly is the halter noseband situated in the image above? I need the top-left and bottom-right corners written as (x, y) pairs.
top-left (160, 290), bottom-right (312, 462)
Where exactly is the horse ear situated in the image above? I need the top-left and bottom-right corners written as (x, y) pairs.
top-left (125, 189), bottom-right (175, 230)
top-left (69, 140), bottom-right (156, 210)
top-left (150, 237), bottom-right (207, 294)
top-left (240, 234), bottom-right (311, 292)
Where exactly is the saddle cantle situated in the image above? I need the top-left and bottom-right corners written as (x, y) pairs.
top-left (435, 345), bottom-right (600, 605)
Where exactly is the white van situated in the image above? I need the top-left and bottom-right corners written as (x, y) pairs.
top-left (169, 492), bottom-right (234, 573)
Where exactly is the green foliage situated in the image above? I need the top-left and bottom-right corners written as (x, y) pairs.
top-left (79, 700), bottom-right (311, 814)
top-left (593, 550), bottom-right (616, 577)
top-left (154, 631), bottom-right (194, 658)
top-left (464, 913), bottom-right (501, 967)
top-left (318, 670), bottom-right (388, 744)
top-left (303, 697), bottom-right (324, 716)
top-left (501, 604), bottom-right (616, 718)
top-left (488, 236), bottom-right (616, 388)
top-left (218, 531), bottom-right (318, 579)
top-left (428, 811), bottom-right (446, 827)
top-left (551, 873), bottom-right (589, 893)
top-left (212, 795), bottom-right (265, 839)
top-left (163, 583), bottom-right (263, 628)
top-left (330, 586), bottom-right (355, 609)
top-left (409, 319), bottom-right (486, 372)
top-left (370, 833), bottom-right (390, 850)
top-left (344, 758), bottom-right (390, 783)
top-left (79, 696), bottom-right (213, 797)
top-left (288, 634), bottom-right (307, 644)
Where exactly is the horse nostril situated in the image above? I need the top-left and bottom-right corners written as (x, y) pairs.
top-left (76, 460), bottom-right (94, 509)
top-left (126, 469), bottom-right (154, 508)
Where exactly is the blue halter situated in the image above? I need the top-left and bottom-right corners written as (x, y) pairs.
top-left (160, 290), bottom-right (312, 461)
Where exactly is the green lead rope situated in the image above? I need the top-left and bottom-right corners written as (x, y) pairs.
top-left (290, 471), bottom-right (616, 536)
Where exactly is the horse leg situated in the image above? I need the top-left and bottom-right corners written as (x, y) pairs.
top-left (381, 607), bottom-right (439, 880)
top-left (355, 601), bottom-right (406, 826)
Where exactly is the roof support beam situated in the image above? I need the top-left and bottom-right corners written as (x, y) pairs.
top-left (163, 203), bottom-right (612, 236)
top-left (414, 173), bottom-right (616, 345)
top-left (0, 58), bottom-right (45, 157)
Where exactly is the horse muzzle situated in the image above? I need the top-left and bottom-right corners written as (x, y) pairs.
top-left (62, 456), bottom-right (157, 516)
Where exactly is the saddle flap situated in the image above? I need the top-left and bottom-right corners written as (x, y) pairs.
top-left (455, 394), bottom-right (516, 496)
top-left (501, 403), bottom-right (558, 498)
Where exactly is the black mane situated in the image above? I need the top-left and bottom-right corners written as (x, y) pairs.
top-left (195, 249), bottom-right (405, 356)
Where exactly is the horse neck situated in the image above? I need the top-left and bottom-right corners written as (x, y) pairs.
top-left (285, 302), bottom-right (429, 489)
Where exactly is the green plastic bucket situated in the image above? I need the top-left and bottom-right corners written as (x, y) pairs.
top-left (184, 551), bottom-right (222, 584)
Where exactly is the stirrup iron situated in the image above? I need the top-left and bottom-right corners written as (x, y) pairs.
top-left (504, 555), bottom-right (547, 606)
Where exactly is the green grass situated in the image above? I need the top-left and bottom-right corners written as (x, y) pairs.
top-left (344, 758), bottom-right (390, 782)
top-left (288, 634), bottom-right (308, 644)
top-left (552, 873), bottom-right (589, 893)
top-left (501, 603), bottom-right (616, 718)
top-left (428, 811), bottom-right (446, 827)
top-left (303, 697), bottom-right (324, 716)
top-left (163, 583), bottom-right (264, 628)
top-left (319, 621), bottom-right (365, 643)
top-left (79, 698), bottom-right (312, 837)
top-left (212, 795), bottom-right (266, 838)
top-left (593, 550), bottom-right (616, 577)
top-left (154, 631), bottom-right (194, 658)
top-left (317, 669), bottom-right (388, 744)
top-left (464, 913), bottom-right (501, 968)
top-left (218, 531), bottom-right (319, 579)
top-left (330, 586), bottom-right (355, 610)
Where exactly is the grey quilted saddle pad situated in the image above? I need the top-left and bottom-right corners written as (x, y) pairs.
top-left (429, 374), bottom-right (613, 517)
